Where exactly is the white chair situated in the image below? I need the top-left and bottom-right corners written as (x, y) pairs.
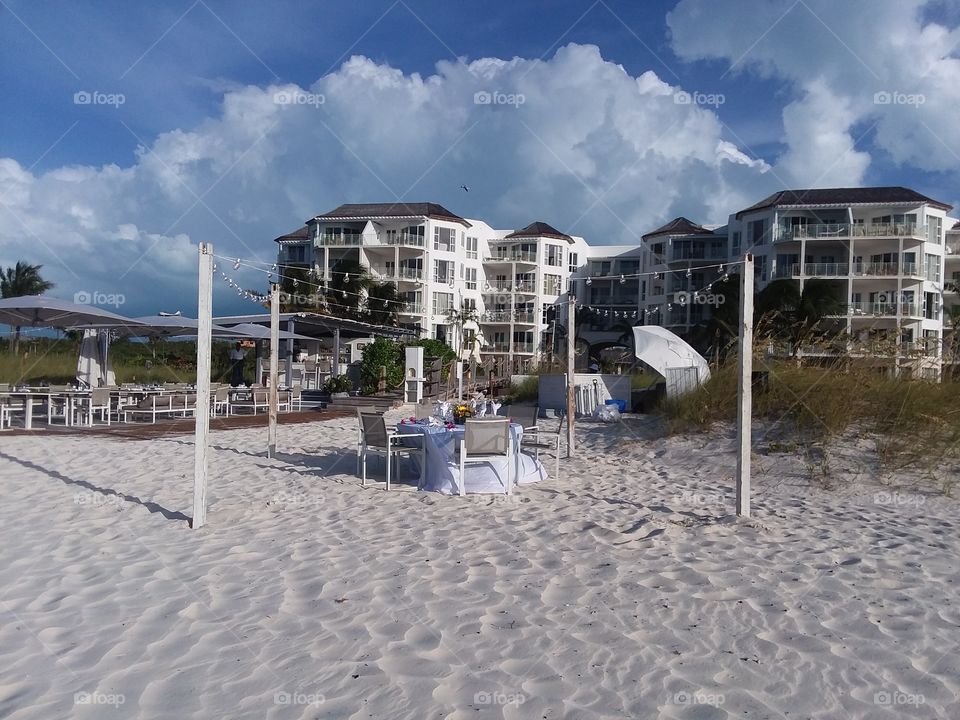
top-left (289, 384), bottom-right (303, 411)
top-left (303, 360), bottom-right (318, 390)
top-left (74, 387), bottom-right (111, 426)
top-left (359, 412), bottom-right (424, 490)
top-left (212, 386), bottom-right (230, 416)
top-left (520, 412), bottom-right (565, 479)
top-left (457, 418), bottom-right (514, 496)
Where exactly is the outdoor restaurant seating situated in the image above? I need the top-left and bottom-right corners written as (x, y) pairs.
top-left (359, 411), bottom-right (424, 490)
top-left (124, 393), bottom-right (196, 423)
top-left (457, 418), bottom-right (514, 496)
top-left (74, 387), bottom-right (112, 426)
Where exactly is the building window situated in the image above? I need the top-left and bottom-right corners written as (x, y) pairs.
top-left (731, 232), bottom-right (741, 256)
top-left (464, 267), bottom-right (478, 290)
top-left (432, 292), bottom-right (453, 316)
top-left (433, 259), bottom-right (455, 284)
top-left (748, 219), bottom-right (767, 247)
top-left (543, 274), bottom-right (562, 296)
top-left (465, 236), bottom-right (478, 259)
top-left (925, 254), bottom-right (941, 283)
top-left (568, 252), bottom-right (579, 273)
top-left (545, 244), bottom-right (563, 267)
top-left (928, 216), bottom-right (943, 245)
top-left (433, 226), bottom-right (456, 252)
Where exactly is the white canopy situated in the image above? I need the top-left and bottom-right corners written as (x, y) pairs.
top-left (632, 326), bottom-right (711, 394)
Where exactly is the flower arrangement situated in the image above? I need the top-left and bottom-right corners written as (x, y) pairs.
top-left (452, 402), bottom-right (473, 424)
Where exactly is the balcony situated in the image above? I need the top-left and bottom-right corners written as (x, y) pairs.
top-left (433, 274), bottom-right (455, 286)
top-left (481, 311), bottom-right (538, 324)
top-left (384, 232), bottom-right (425, 248)
top-left (318, 234), bottom-right (361, 247)
top-left (852, 262), bottom-right (919, 277)
top-left (833, 302), bottom-right (923, 318)
top-left (777, 222), bottom-right (926, 242)
top-left (514, 280), bottom-right (536, 293)
top-left (398, 303), bottom-right (423, 315)
top-left (513, 342), bottom-right (535, 353)
top-left (589, 296), bottom-right (638, 306)
top-left (669, 248), bottom-right (727, 262)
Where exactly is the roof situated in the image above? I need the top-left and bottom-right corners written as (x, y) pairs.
top-left (273, 225), bottom-right (311, 243)
top-left (503, 221), bottom-right (572, 241)
top-left (735, 186), bottom-right (953, 218)
top-left (642, 216), bottom-right (712, 240)
top-left (311, 202), bottom-right (470, 227)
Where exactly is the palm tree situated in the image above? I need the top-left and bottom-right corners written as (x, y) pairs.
top-left (755, 278), bottom-right (845, 354)
top-left (1, 261), bottom-right (54, 354)
top-left (366, 280), bottom-right (401, 327)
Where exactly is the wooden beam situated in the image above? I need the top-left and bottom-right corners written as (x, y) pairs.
top-left (192, 242), bottom-right (214, 529)
top-left (736, 254), bottom-right (754, 517)
top-left (268, 283), bottom-right (279, 458)
top-left (566, 294), bottom-right (576, 457)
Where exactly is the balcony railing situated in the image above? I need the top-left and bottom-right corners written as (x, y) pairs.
top-left (491, 282), bottom-right (512, 292)
top-left (318, 234), bottom-right (361, 246)
top-left (513, 342), bottom-right (534, 353)
top-left (433, 274), bottom-right (455, 285)
top-left (481, 311), bottom-right (538, 324)
top-left (589, 296), bottom-right (638, 306)
top-left (853, 262), bottom-right (919, 277)
top-left (514, 280), bottom-right (536, 293)
top-left (777, 222), bottom-right (926, 241)
top-left (384, 232), bottom-right (425, 247)
top-left (835, 302), bottom-right (923, 317)
top-left (669, 248), bottom-right (727, 262)
top-left (398, 303), bottom-right (423, 314)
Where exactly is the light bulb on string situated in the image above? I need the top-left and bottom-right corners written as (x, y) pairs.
top-left (234, 258), bottom-right (240, 270)
top-left (718, 264), bottom-right (724, 274)
top-left (619, 274), bottom-right (625, 284)
top-left (686, 268), bottom-right (692, 278)
top-left (586, 277), bottom-right (592, 285)
top-left (212, 263), bottom-right (217, 273)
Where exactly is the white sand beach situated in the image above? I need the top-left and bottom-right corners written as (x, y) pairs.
top-left (1, 412), bottom-right (957, 719)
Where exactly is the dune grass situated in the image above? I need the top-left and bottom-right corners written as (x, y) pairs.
top-left (659, 360), bottom-right (960, 492)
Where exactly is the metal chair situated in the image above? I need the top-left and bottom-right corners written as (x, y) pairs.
top-left (303, 360), bottom-right (318, 390)
top-left (520, 412), bottom-right (565, 479)
top-left (212, 386), bottom-right (230, 416)
top-left (457, 418), bottom-right (513, 496)
top-left (359, 411), bottom-right (425, 490)
top-left (74, 387), bottom-right (111, 426)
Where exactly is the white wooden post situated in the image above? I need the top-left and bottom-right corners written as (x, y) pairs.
top-left (192, 242), bottom-right (214, 529)
top-left (736, 254), bottom-right (754, 517)
top-left (285, 318), bottom-right (294, 388)
top-left (268, 283), bottom-right (279, 458)
top-left (566, 294), bottom-right (576, 457)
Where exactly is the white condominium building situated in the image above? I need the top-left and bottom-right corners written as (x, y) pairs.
top-left (274, 187), bottom-right (957, 381)
top-left (274, 203), bottom-right (588, 374)
top-left (728, 187), bottom-right (953, 380)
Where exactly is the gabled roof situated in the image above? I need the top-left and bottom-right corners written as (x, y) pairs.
top-left (504, 221), bottom-right (572, 241)
top-left (735, 186), bottom-right (952, 219)
top-left (273, 225), bottom-right (311, 243)
top-left (641, 216), bottom-right (712, 240)
top-left (311, 202), bottom-right (470, 227)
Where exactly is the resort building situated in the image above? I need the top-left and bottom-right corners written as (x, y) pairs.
top-left (274, 187), bottom-right (957, 380)
top-left (274, 203), bottom-right (589, 374)
top-left (728, 187), bottom-right (953, 380)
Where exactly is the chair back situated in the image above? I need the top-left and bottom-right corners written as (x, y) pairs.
top-left (509, 404), bottom-right (538, 430)
top-left (360, 412), bottom-right (389, 447)
top-left (291, 384), bottom-right (302, 398)
top-left (214, 386), bottom-right (228, 402)
top-left (464, 418), bottom-right (510, 456)
top-left (254, 391), bottom-right (269, 403)
top-left (318, 359), bottom-right (332, 373)
top-left (91, 388), bottom-right (110, 406)
top-left (304, 360), bottom-right (317, 372)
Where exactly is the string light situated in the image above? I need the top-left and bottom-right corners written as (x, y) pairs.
top-left (234, 258), bottom-right (241, 270)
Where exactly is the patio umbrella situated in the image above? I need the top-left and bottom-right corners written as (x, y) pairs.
top-left (218, 322), bottom-right (313, 341)
top-left (125, 315), bottom-right (256, 339)
top-left (76, 328), bottom-right (115, 388)
top-left (0, 295), bottom-right (143, 329)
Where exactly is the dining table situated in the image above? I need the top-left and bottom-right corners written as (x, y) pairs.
top-left (394, 419), bottom-right (547, 495)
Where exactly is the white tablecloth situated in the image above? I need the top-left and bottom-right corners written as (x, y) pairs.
top-left (395, 421), bottom-right (546, 495)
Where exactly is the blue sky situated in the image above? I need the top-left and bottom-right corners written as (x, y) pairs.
top-left (1, 0), bottom-right (959, 316)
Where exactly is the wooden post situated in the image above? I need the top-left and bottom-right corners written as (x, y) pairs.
top-left (268, 283), bottom-right (279, 458)
top-left (736, 254), bottom-right (754, 517)
top-left (332, 328), bottom-right (341, 377)
top-left (285, 318), bottom-right (294, 388)
top-left (566, 294), bottom-right (576, 457)
top-left (192, 242), bottom-right (214, 529)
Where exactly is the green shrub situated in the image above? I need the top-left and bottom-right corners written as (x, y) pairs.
top-left (323, 375), bottom-right (353, 393)
top-left (509, 375), bottom-right (539, 402)
top-left (359, 338), bottom-right (403, 394)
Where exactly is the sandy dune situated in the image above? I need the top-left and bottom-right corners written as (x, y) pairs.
top-left (0, 411), bottom-right (957, 719)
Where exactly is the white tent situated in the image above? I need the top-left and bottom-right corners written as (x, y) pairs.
top-left (632, 326), bottom-right (711, 398)
top-left (76, 328), bottom-right (115, 388)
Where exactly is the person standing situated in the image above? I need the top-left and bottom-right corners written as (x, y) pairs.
top-left (229, 342), bottom-right (246, 386)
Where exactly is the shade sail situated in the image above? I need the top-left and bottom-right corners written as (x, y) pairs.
top-left (215, 322), bottom-right (313, 341)
top-left (632, 326), bottom-right (711, 382)
top-left (126, 316), bottom-right (251, 339)
top-left (0, 295), bottom-right (143, 329)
